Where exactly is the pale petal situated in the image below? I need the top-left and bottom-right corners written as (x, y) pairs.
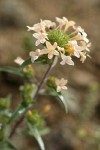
top-left (35, 40), bottom-right (40, 46)
top-left (53, 42), bottom-right (57, 49)
top-left (27, 26), bottom-right (34, 31)
top-left (61, 78), bottom-right (68, 85)
top-left (54, 50), bottom-right (59, 56)
top-left (68, 21), bottom-right (75, 26)
top-left (40, 39), bottom-right (46, 44)
top-left (74, 50), bottom-right (80, 58)
top-left (60, 60), bottom-right (65, 65)
top-left (46, 41), bottom-right (53, 50)
top-left (57, 86), bottom-right (61, 92)
top-left (80, 52), bottom-right (86, 63)
top-left (48, 53), bottom-right (53, 59)
top-left (41, 49), bottom-right (48, 54)
top-left (62, 86), bottom-right (67, 90)
top-left (33, 33), bottom-right (39, 39)
top-left (66, 56), bottom-right (74, 66)
top-left (31, 58), bottom-right (35, 63)
top-left (29, 51), bottom-right (34, 56)
top-left (83, 37), bottom-right (89, 43)
top-left (61, 54), bottom-right (67, 60)
top-left (14, 57), bottom-right (24, 65)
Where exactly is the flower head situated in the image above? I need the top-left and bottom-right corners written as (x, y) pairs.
top-left (27, 17), bottom-right (91, 65)
top-left (55, 78), bottom-right (68, 92)
top-left (27, 17), bottom-right (91, 92)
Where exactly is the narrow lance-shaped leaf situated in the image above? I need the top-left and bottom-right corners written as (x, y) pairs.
top-left (28, 124), bottom-right (45, 150)
top-left (0, 66), bottom-right (23, 76)
top-left (41, 89), bottom-right (68, 112)
top-left (57, 92), bottom-right (68, 113)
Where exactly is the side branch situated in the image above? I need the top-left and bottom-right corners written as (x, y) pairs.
top-left (9, 57), bottom-right (55, 138)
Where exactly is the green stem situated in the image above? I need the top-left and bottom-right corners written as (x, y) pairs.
top-left (8, 104), bottom-right (23, 123)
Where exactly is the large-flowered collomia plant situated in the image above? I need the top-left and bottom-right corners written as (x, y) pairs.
top-left (0, 17), bottom-right (91, 150)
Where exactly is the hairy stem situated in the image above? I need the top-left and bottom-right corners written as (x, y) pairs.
top-left (9, 57), bottom-right (55, 138)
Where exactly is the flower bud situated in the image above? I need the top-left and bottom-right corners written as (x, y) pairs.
top-left (27, 110), bottom-right (44, 128)
top-left (0, 98), bottom-right (10, 110)
top-left (20, 83), bottom-right (36, 107)
top-left (23, 65), bottom-right (35, 79)
top-left (46, 76), bottom-right (57, 89)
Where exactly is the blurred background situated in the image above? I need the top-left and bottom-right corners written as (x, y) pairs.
top-left (0, 0), bottom-right (100, 150)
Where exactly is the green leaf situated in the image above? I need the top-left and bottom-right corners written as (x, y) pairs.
top-left (57, 92), bottom-right (68, 113)
top-left (0, 67), bottom-right (23, 76)
top-left (28, 124), bottom-right (45, 150)
top-left (0, 141), bottom-right (17, 150)
top-left (20, 58), bottom-right (32, 69)
top-left (42, 89), bottom-right (68, 112)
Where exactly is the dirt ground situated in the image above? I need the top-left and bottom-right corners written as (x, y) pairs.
top-left (0, 0), bottom-right (100, 150)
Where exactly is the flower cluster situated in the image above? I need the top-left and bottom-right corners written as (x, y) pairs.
top-left (27, 17), bottom-right (91, 92)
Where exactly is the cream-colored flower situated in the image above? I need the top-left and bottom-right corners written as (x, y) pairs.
top-left (43, 20), bottom-right (56, 29)
top-left (55, 78), bottom-right (68, 92)
top-left (33, 32), bottom-right (48, 46)
top-left (27, 24), bottom-right (42, 33)
top-left (56, 17), bottom-right (75, 30)
top-left (27, 19), bottom-right (56, 33)
top-left (29, 49), bottom-right (41, 62)
top-left (56, 17), bottom-right (68, 26)
top-left (80, 41), bottom-right (91, 52)
top-left (14, 57), bottom-right (24, 65)
top-left (42, 41), bottom-right (59, 59)
top-left (79, 51), bottom-right (86, 63)
top-left (60, 54), bottom-right (74, 65)
top-left (75, 26), bottom-right (89, 43)
top-left (27, 25), bottom-right (39, 32)
top-left (27, 19), bottom-right (46, 33)
top-left (68, 40), bottom-right (82, 58)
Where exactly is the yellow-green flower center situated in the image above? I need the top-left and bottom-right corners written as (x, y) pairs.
top-left (48, 30), bottom-right (69, 48)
